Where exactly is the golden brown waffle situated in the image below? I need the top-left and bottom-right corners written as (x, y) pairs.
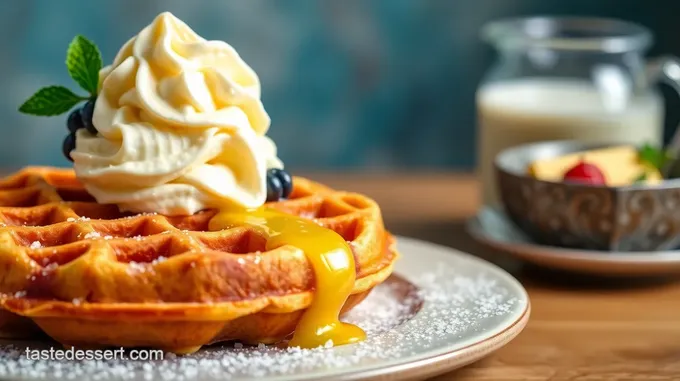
top-left (0, 167), bottom-right (397, 353)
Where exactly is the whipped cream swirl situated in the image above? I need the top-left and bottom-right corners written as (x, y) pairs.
top-left (71, 12), bottom-right (282, 215)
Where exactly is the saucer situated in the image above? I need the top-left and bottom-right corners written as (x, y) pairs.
top-left (466, 207), bottom-right (680, 277)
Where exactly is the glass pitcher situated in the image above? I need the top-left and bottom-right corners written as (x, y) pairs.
top-left (477, 16), bottom-right (680, 207)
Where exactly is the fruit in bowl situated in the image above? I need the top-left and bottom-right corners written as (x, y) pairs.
top-left (561, 161), bottom-right (607, 185)
top-left (494, 140), bottom-right (680, 251)
top-left (528, 145), bottom-right (664, 186)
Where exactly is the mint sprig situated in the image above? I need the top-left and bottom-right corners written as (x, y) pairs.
top-left (18, 86), bottom-right (88, 116)
top-left (66, 35), bottom-right (103, 95)
top-left (19, 35), bottom-right (102, 116)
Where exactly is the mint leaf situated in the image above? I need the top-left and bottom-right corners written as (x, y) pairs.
top-left (638, 143), bottom-right (671, 170)
top-left (634, 172), bottom-right (648, 183)
top-left (66, 35), bottom-right (102, 95)
top-left (18, 86), bottom-right (87, 116)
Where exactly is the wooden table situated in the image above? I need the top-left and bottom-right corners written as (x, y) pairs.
top-left (310, 173), bottom-right (680, 381)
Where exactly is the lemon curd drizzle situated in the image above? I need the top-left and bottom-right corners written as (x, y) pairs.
top-left (209, 208), bottom-right (366, 349)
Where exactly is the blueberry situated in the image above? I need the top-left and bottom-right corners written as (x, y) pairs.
top-left (66, 108), bottom-right (84, 133)
top-left (81, 99), bottom-right (97, 135)
top-left (62, 133), bottom-right (76, 162)
top-left (269, 168), bottom-right (293, 199)
top-left (266, 171), bottom-right (283, 202)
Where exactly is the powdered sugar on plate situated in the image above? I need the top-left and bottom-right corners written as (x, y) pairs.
top-left (0, 249), bottom-right (528, 381)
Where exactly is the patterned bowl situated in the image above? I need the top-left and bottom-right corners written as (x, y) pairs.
top-left (495, 140), bottom-right (680, 252)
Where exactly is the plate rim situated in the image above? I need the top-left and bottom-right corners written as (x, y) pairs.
top-left (335, 304), bottom-right (531, 381)
top-left (322, 235), bottom-right (531, 381)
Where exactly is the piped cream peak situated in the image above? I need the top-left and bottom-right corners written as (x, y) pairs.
top-left (71, 12), bottom-right (283, 216)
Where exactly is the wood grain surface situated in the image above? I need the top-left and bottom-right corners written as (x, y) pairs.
top-left (309, 172), bottom-right (680, 381)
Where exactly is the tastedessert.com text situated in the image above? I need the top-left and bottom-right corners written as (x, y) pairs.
top-left (24, 347), bottom-right (164, 361)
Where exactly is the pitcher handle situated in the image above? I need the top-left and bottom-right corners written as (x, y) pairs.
top-left (648, 56), bottom-right (680, 164)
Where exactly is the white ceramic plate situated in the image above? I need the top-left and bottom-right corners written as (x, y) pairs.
top-left (0, 236), bottom-right (529, 381)
top-left (467, 207), bottom-right (680, 277)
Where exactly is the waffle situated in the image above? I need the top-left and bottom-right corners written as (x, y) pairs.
top-left (0, 167), bottom-right (397, 353)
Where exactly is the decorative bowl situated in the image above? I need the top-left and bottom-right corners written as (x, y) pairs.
top-left (495, 140), bottom-right (680, 251)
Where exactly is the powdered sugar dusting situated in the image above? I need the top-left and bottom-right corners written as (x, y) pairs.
top-left (0, 262), bottom-right (525, 380)
top-left (83, 232), bottom-right (100, 240)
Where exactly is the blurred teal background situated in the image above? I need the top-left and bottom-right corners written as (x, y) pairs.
top-left (2, 0), bottom-right (680, 170)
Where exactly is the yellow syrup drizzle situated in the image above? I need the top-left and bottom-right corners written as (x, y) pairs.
top-left (209, 208), bottom-right (366, 348)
